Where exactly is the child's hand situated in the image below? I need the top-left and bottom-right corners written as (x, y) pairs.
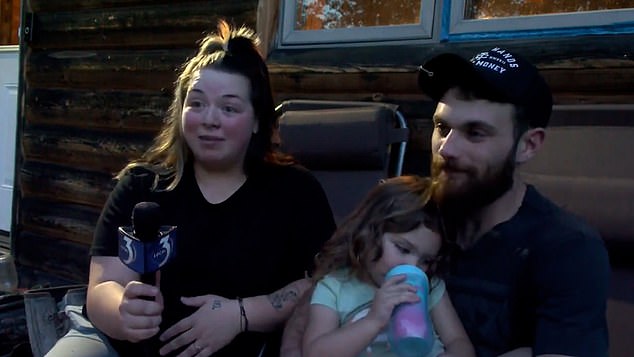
top-left (365, 274), bottom-right (419, 329)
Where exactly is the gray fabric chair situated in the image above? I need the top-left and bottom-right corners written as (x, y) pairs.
top-left (276, 100), bottom-right (409, 223)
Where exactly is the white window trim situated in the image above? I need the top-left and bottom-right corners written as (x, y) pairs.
top-left (449, 3), bottom-right (634, 35)
top-left (279, 0), bottom-right (436, 47)
top-left (278, 1), bottom-right (634, 48)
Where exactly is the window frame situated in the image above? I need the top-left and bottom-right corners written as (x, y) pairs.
top-left (449, 2), bottom-right (634, 37)
top-left (277, 0), bottom-right (634, 48)
top-left (279, 0), bottom-right (437, 47)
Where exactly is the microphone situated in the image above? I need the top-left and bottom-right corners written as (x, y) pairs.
top-left (132, 202), bottom-right (163, 285)
top-left (117, 203), bottom-right (176, 357)
top-left (118, 201), bottom-right (177, 287)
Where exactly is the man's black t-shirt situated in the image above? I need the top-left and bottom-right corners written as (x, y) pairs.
top-left (90, 163), bottom-right (336, 356)
top-left (446, 185), bottom-right (609, 357)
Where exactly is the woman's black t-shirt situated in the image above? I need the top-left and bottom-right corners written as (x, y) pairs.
top-left (90, 163), bottom-right (336, 356)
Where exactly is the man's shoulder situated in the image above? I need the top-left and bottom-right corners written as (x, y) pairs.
top-left (522, 185), bottom-right (601, 239)
top-left (518, 186), bottom-right (599, 237)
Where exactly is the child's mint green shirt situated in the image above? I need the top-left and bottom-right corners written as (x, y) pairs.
top-left (311, 269), bottom-right (445, 357)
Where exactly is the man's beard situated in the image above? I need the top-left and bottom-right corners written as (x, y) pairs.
top-left (431, 149), bottom-right (516, 217)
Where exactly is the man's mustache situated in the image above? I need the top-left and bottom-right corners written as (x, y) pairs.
top-left (432, 156), bottom-right (471, 174)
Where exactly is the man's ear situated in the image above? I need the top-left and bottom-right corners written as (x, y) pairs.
top-left (515, 128), bottom-right (545, 164)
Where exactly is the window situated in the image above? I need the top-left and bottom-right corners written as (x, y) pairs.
top-left (0, 0), bottom-right (20, 45)
top-left (278, 0), bottom-right (634, 47)
top-left (280, 0), bottom-right (436, 46)
top-left (465, 0), bottom-right (631, 18)
top-left (450, 0), bottom-right (634, 37)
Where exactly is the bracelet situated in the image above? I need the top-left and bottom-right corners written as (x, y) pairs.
top-left (237, 297), bottom-right (248, 332)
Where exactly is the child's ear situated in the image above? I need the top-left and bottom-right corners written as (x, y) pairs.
top-left (515, 128), bottom-right (545, 164)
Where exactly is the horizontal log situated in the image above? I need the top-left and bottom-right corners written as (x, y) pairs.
top-left (269, 64), bottom-right (634, 100)
top-left (30, 1), bottom-right (257, 49)
top-left (271, 70), bottom-right (418, 94)
top-left (36, 1), bottom-right (253, 31)
top-left (274, 89), bottom-right (634, 110)
top-left (15, 231), bottom-right (90, 283)
top-left (544, 67), bottom-right (634, 94)
top-left (18, 198), bottom-right (100, 246)
top-left (20, 161), bottom-right (115, 209)
top-left (22, 128), bottom-right (150, 174)
top-left (29, 0), bottom-right (174, 12)
top-left (25, 88), bottom-right (169, 133)
top-left (552, 94), bottom-right (634, 106)
top-left (27, 49), bottom-right (188, 90)
top-left (29, 0), bottom-right (257, 12)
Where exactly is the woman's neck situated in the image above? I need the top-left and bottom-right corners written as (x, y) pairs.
top-left (193, 162), bottom-right (248, 204)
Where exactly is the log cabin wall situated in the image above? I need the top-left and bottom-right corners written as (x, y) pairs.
top-left (15, 0), bottom-right (634, 282)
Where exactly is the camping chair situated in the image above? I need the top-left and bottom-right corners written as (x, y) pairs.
top-left (275, 99), bottom-right (409, 223)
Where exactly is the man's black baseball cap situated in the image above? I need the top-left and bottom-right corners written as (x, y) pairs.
top-left (418, 47), bottom-right (553, 128)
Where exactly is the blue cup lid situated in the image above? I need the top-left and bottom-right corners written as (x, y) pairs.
top-left (385, 264), bottom-right (429, 289)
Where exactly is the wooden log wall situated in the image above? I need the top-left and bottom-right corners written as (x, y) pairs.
top-left (15, 0), bottom-right (634, 282)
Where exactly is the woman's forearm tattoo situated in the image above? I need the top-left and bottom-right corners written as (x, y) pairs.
top-left (267, 285), bottom-right (300, 310)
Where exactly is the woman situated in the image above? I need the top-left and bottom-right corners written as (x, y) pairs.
top-left (46, 20), bottom-right (335, 357)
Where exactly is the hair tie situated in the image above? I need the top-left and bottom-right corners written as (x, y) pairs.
top-left (237, 297), bottom-right (248, 332)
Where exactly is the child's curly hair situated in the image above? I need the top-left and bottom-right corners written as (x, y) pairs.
top-left (312, 175), bottom-right (445, 285)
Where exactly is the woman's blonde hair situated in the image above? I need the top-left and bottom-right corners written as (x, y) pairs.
top-left (312, 175), bottom-right (443, 284)
top-left (117, 20), bottom-right (290, 189)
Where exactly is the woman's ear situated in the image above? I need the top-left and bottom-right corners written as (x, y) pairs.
top-left (515, 128), bottom-right (545, 164)
top-left (252, 119), bottom-right (259, 134)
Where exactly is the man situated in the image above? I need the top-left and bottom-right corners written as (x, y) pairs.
top-left (280, 47), bottom-right (610, 357)
top-left (417, 47), bottom-right (609, 356)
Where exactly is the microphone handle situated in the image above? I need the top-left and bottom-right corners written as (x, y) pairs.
top-left (140, 271), bottom-right (157, 301)
top-left (141, 272), bottom-right (156, 286)
top-left (141, 271), bottom-right (159, 357)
